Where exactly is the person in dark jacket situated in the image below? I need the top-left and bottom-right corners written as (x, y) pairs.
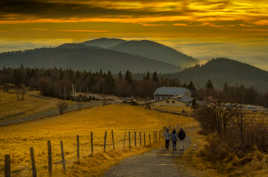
top-left (171, 129), bottom-right (177, 151)
top-left (178, 128), bottom-right (186, 150)
top-left (178, 128), bottom-right (186, 140)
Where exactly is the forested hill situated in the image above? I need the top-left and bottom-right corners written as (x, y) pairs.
top-left (109, 39), bottom-right (197, 67)
top-left (60, 38), bottom-right (198, 68)
top-left (0, 45), bottom-right (178, 73)
top-left (165, 58), bottom-right (268, 92)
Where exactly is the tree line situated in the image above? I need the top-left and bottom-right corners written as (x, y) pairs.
top-left (0, 66), bottom-right (181, 99)
top-left (194, 80), bottom-right (268, 108)
top-left (0, 66), bottom-right (267, 107)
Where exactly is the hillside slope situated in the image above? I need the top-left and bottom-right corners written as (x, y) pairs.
top-left (83, 38), bottom-right (126, 48)
top-left (0, 45), bottom-right (179, 73)
top-left (165, 58), bottom-right (268, 92)
top-left (110, 40), bottom-right (197, 67)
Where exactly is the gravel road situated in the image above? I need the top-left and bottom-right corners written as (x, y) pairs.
top-left (104, 136), bottom-right (193, 177)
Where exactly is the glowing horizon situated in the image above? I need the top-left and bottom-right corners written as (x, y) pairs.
top-left (0, 0), bottom-right (268, 70)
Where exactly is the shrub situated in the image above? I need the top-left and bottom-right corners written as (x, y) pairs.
top-left (57, 101), bottom-right (68, 115)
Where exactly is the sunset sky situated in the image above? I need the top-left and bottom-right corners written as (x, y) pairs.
top-left (0, 0), bottom-right (268, 70)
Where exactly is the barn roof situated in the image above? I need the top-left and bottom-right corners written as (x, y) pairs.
top-left (154, 87), bottom-right (190, 96)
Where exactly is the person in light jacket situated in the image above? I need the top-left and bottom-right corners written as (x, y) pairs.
top-left (163, 128), bottom-right (170, 150)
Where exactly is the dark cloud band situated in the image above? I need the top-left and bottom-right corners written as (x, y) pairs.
top-left (0, 0), bottom-right (267, 25)
top-left (0, 0), bottom-right (231, 21)
top-left (0, 0), bottom-right (183, 20)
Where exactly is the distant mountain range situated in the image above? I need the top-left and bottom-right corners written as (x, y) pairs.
top-left (165, 58), bottom-right (268, 92)
top-left (0, 38), bottom-right (267, 92)
top-left (59, 38), bottom-right (198, 67)
top-left (0, 38), bottom-right (198, 73)
top-left (83, 38), bottom-right (197, 67)
top-left (0, 46), bottom-right (179, 73)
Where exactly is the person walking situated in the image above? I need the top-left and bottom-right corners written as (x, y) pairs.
top-left (163, 128), bottom-right (170, 150)
top-left (171, 129), bottom-right (177, 151)
top-left (178, 128), bottom-right (186, 151)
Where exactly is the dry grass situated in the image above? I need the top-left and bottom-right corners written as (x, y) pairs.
top-left (177, 109), bottom-right (268, 177)
top-left (152, 100), bottom-right (193, 114)
top-left (0, 104), bottom-right (197, 177)
top-left (0, 90), bottom-right (70, 122)
top-left (175, 126), bottom-right (226, 177)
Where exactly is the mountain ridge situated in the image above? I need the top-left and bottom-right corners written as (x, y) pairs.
top-left (110, 39), bottom-right (197, 67)
top-left (81, 38), bottom-right (198, 67)
top-left (83, 38), bottom-right (126, 48)
top-left (0, 46), bottom-right (179, 73)
top-left (57, 38), bottom-right (197, 68)
top-left (165, 58), bottom-right (268, 92)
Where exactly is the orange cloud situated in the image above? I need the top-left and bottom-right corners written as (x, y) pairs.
top-left (58, 29), bottom-right (109, 33)
top-left (254, 20), bottom-right (268, 26)
top-left (201, 22), bottom-right (224, 28)
top-left (0, 0), bottom-right (268, 45)
top-left (141, 23), bottom-right (165, 27)
top-left (173, 23), bottom-right (188, 26)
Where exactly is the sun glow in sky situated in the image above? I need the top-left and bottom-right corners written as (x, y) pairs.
top-left (0, 0), bottom-right (268, 70)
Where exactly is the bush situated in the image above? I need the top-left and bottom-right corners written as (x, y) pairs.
top-left (196, 104), bottom-right (268, 155)
top-left (57, 102), bottom-right (68, 115)
top-left (199, 133), bottom-right (268, 175)
top-left (199, 134), bottom-right (232, 162)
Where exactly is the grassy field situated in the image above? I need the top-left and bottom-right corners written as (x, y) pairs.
top-left (0, 90), bottom-right (67, 122)
top-left (152, 100), bottom-right (193, 114)
top-left (0, 104), bottom-right (197, 177)
top-left (0, 90), bottom-right (103, 126)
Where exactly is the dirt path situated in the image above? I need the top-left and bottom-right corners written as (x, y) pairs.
top-left (104, 136), bottom-right (193, 177)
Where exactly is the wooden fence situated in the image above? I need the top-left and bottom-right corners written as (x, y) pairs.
top-left (2, 129), bottom-right (163, 177)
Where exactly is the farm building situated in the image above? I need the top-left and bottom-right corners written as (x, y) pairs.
top-left (153, 87), bottom-right (192, 102)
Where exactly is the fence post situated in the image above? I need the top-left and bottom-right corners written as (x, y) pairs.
top-left (90, 131), bottom-right (94, 156)
top-left (76, 135), bottom-right (80, 163)
top-left (128, 131), bottom-right (131, 151)
top-left (152, 131), bottom-right (155, 144)
top-left (104, 131), bottom-right (107, 152)
top-left (159, 130), bottom-right (161, 144)
top-left (144, 132), bottom-right (146, 147)
top-left (30, 147), bottom-right (37, 177)
top-left (47, 141), bottom-right (52, 177)
top-left (111, 130), bottom-right (115, 150)
top-left (156, 131), bottom-right (158, 143)
top-left (4, 155), bottom-right (11, 177)
top-left (154, 131), bottom-right (157, 144)
top-left (149, 133), bottom-right (151, 145)
top-left (134, 131), bottom-right (137, 147)
top-left (60, 141), bottom-right (66, 174)
top-left (139, 132), bottom-right (142, 146)
top-left (154, 130), bottom-right (157, 144)
top-left (123, 132), bottom-right (126, 149)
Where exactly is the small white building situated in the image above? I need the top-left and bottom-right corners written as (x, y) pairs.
top-left (153, 87), bottom-right (192, 102)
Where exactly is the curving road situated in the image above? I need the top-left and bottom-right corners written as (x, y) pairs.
top-left (104, 137), bottom-right (193, 177)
